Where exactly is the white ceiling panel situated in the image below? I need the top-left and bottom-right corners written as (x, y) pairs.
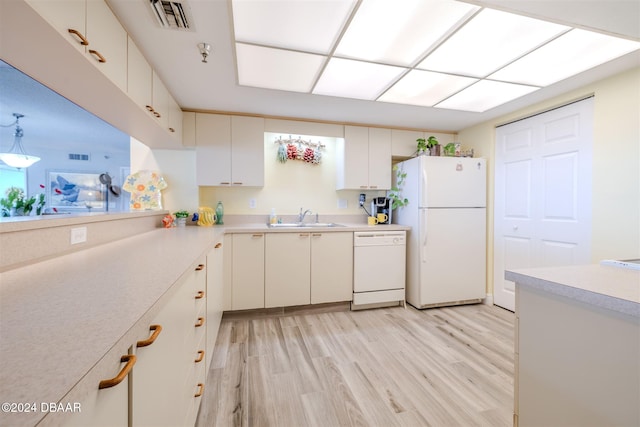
top-left (313, 58), bottom-right (406, 100)
top-left (232, 0), bottom-right (356, 54)
top-left (334, 0), bottom-right (479, 66)
top-left (236, 43), bottom-right (325, 92)
top-left (436, 80), bottom-right (539, 112)
top-left (490, 29), bottom-right (640, 86)
top-left (417, 8), bottom-right (569, 77)
top-left (378, 69), bottom-right (477, 107)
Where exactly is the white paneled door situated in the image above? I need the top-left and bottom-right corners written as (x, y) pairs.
top-left (494, 98), bottom-right (593, 311)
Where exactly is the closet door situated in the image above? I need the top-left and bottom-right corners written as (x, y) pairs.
top-left (494, 98), bottom-right (593, 311)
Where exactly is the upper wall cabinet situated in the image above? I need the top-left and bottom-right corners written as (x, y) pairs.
top-left (391, 129), bottom-right (457, 158)
top-left (337, 125), bottom-right (392, 190)
top-left (27, 0), bottom-right (127, 92)
top-left (195, 114), bottom-right (265, 187)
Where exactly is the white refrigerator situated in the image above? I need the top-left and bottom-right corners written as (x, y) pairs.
top-left (393, 156), bottom-right (486, 308)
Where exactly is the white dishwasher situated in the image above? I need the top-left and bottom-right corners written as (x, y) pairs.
top-left (352, 231), bottom-right (406, 309)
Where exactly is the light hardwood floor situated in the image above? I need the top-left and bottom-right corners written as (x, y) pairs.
top-left (196, 303), bottom-right (514, 427)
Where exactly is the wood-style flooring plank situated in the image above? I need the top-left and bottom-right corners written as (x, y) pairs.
top-left (197, 304), bottom-right (514, 427)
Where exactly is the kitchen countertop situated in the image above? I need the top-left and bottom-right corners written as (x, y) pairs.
top-left (506, 263), bottom-right (640, 317)
top-left (0, 220), bottom-right (409, 425)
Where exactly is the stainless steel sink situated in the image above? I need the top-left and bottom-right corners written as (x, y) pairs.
top-left (267, 222), bottom-right (344, 228)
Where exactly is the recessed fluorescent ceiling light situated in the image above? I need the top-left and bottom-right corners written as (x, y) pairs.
top-left (435, 80), bottom-right (539, 112)
top-left (313, 58), bottom-right (405, 100)
top-left (231, 0), bottom-right (640, 113)
top-left (379, 69), bottom-right (477, 106)
top-left (335, 0), bottom-right (479, 66)
top-left (417, 8), bottom-right (569, 77)
top-left (490, 29), bottom-right (640, 86)
top-left (232, 0), bottom-right (356, 54)
top-left (236, 43), bottom-right (325, 92)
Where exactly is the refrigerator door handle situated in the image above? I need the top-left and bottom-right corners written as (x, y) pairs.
top-left (421, 209), bottom-right (428, 263)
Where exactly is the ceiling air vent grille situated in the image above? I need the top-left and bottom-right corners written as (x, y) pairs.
top-left (68, 153), bottom-right (90, 161)
top-left (150, 0), bottom-right (194, 31)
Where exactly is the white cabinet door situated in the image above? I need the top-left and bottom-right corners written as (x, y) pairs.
top-left (310, 232), bottom-right (353, 304)
top-left (230, 116), bottom-right (265, 186)
top-left (196, 114), bottom-right (231, 185)
top-left (265, 233), bottom-right (311, 307)
top-left (368, 127), bottom-right (392, 190)
top-left (85, 0), bottom-right (127, 91)
top-left (182, 111), bottom-right (196, 147)
top-left (27, 0), bottom-right (127, 91)
top-left (26, 0), bottom-right (86, 55)
top-left (152, 71), bottom-right (170, 129)
top-left (168, 96), bottom-right (183, 140)
top-left (205, 239), bottom-right (224, 369)
top-left (127, 36), bottom-right (152, 112)
top-left (337, 125), bottom-right (369, 189)
top-left (196, 114), bottom-right (264, 186)
top-left (232, 234), bottom-right (265, 310)
top-left (391, 129), bottom-right (424, 158)
top-left (64, 354), bottom-right (129, 427)
top-left (337, 125), bottom-right (391, 190)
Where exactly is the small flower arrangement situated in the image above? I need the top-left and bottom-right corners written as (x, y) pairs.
top-left (174, 210), bottom-right (190, 218)
top-left (0, 185), bottom-right (46, 217)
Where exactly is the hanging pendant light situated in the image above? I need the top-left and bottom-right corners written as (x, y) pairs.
top-left (0, 113), bottom-right (40, 168)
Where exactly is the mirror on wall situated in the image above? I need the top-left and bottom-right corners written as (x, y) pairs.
top-left (0, 60), bottom-right (131, 215)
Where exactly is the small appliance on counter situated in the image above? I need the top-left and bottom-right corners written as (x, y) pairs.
top-left (370, 197), bottom-right (392, 224)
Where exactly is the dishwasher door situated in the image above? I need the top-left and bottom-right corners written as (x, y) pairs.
top-left (353, 231), bottom-right (406, 293)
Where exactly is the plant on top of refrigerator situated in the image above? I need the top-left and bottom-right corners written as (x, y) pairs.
top-left (388, 165), bottom-right (408, 210)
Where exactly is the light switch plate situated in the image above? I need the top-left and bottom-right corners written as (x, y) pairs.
top-left (249, 198), bottom-right (257, 209)
top-left (337, 198), bottom-right (348, 209)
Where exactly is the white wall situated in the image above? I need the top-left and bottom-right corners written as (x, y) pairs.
top-left (130, 138), bottom-right (199, 214)
top-left (457, 67), bottom-right (640, 295)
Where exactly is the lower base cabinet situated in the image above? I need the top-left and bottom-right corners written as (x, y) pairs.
top-left (265, 232), bottom-right (353, 307)
top-left (132, 257), bottom-right (207, 427)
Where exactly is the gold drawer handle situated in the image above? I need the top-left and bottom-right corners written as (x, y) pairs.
top-left (195, 264), bottom-right (205, 271)
top-left (195, 290), bottom-right (205, 299)
top-left (68, 28), bottom-right (88, 45)
top-left (194, 383), bottom-right (204, 397)
top-left (145, 105), bottom-right (154, 112)
top-left (99, 355), bottom-right (136, 389)
top-left (136, 324), bottom-right (162, 348)
top-left (215, 242), bottom-right (222, 249)
top-left (195, 350), bottom-right (205, 363)
top-left (88, 49), bottom-right (106, 63)
top-left (153, 111), bottom-right (161, 118)
top-left (195, 317), bottom-right (205, 327)
top-left (168, 127), bottom-right (175, 133)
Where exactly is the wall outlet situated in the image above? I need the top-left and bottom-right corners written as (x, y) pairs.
top-left (249, 198), bottom-right (257, 209)
top-left (70, 227), bottom-right (87, 245)
top-left (359, 193), bottom-right (366, 207)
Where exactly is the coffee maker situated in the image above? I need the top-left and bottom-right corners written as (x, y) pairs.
top-left (371, 197), bottom-right (392, 224)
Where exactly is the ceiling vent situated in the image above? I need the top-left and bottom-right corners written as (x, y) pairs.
top-left (68, 153), bottom-right (90, 161)
top-left (150, 0), bottom-right (194, 31)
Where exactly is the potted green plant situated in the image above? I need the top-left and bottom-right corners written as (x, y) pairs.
top-left (174, 210), bottom-right (190, 227)
top-left (416, 138), bottom-right (428, 156)
top-left (427, 136), bottom-right (440, 156)
top-left (388, 165), bottom-right (409, 210)
top-left (1, 187), bottom-right (45, 217)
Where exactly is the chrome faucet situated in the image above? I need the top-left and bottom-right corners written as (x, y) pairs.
top-left (299, 208), bottom-right (313, 223)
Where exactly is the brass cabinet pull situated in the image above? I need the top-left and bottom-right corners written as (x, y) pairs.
top-left (252, 234), bottom-right (263, 238)
top-left (195, 350), bottom-right (205, 363)
top-left (88, 49), bottom-right (106, 63)
top-left (145, 105), bottom-right (154, 112)
top-left (369, 186), bottom-right (378, 189)
top-left (195, 264), bottom-right (205, 271)
top-left (220, 182), bottom-right (230, 185)
top-left (214, 242), bottom-right (222, 249)
top-left (153, 111), bottom-right (161, 118)
top-left (232, 182), bottom-right (243, 185)
top-left (195, 317), bottom-right (205, 327)
top-left (168, 127), bottom-right (175, 133)
top-left (299, 233), bottom-right (309, 237)
top-left (136, 325), bottom-right (162, 348)
top-left (98, 355), bottom-right (136, 389)
top-left (195, 290), bottom-right (205, 299)
top-left (312, 233), bottom-right (322, 237)
top-left (194, 383), bottom-right (204, 397)
top-left (67, 28), bottom-right (88, 45)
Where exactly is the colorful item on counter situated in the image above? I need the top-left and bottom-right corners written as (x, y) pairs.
top-left (122, 170), bottom-right (167, 210)
top-left (215, 201), bottom-right (224, 225)
top-left (197, 207), bottom-right (216, 226)
top-left (162, 214), bottom-right (174, 228)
